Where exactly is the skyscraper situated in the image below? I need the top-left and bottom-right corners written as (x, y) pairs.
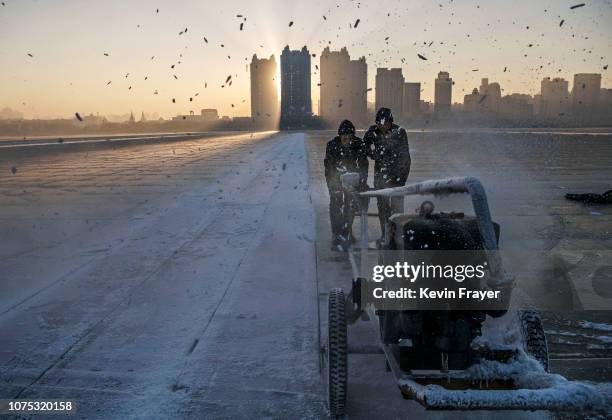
top-left (402, 82), bottom-right (421, 118)
top-left (463, 88), bottom-right (482, 113)
top-left (500, 94), bottom-right (533, 119)
top-left (280, 46), bottom-right (311, 128)
top-left (434, 71), bottom-right (452, 117)
top-left (600, 88), bottom-right (612, 112)
top-left (319, 47), bottom-right (367, 126)
top-left (250, 54), bottom-right (279, 126)
top-left (539, 77), bottom-right (570, 118)
top-left (572, 73), bottom-right (601, 117)
top-left (375, 68), bottom-right (404, 114)
top-left (479, 78), bottom-right (489, 97)
top-left (478, 78), bottom-right (501, 113)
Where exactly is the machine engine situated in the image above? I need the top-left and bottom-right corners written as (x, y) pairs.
top-left (377, 203), bottom-right (500, 371)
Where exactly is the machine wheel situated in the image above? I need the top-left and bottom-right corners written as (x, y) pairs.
top-left (328, 288), bottom-right (347, 418)
top-left (519, 309), bottom-right (549, 371)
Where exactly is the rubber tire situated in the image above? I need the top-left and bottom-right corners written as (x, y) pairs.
top-left (328, 288), bottom-right (348, 418)
top-left (519, 309), bottom-right (549, 372)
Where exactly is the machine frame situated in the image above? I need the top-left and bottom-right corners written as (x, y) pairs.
top-left (324, 174), bottom-right (602, 418)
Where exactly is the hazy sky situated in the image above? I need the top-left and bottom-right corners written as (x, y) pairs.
top-left (1, 0), bottom-right (610, 119)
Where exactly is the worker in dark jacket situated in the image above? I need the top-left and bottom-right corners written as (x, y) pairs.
top-left (324, 120), bottom-right (369, 249)
top-left (364, 107), bottom-right (411, 239)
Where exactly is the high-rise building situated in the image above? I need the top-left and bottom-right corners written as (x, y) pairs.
top-left (250, 54), bottom-right (279, 126)
top-left (319, 47), bottom-right (367, 126)
top-left (402, 82), bottom-right (421, 118)
top-left (600, 88), bottom-right (612, 113)
top-left (479, 78), bottom-right (489, 97)
top-left (420, 101), bottom-right (432, 114)
top-left (463, 88), bottom-right (482, 113)
top-left (539, 77), bottom-right (570, 118)
top-left (375, 68), bottom-right (404, 114)
top-left (280, 46), bottom-right (311, 127)
top-left (572, 73), bottom-right (601, 116)
top-left (479, 78), bottom-right (501, 113)
top-left (434, 71), bottom-right (452, 117)
top-left (500, 94), bottom-right (533, 119)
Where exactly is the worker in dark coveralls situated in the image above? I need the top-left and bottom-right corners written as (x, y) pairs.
top-left (364, 107), bottom-right (411, 240)
top-left (324, 120), bottom-right (369, 249)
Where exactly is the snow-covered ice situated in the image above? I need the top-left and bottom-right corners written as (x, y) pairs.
top-left (0, 132), bottom-right (325, 418)
top-left (1, 129), bottom-right (611, 418)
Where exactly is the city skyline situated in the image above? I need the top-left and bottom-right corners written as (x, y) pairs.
top-left (2, 54), bottom-right (607, 123)
top-left (0, 0), bottom-right (610, 119)
top-left (1, 55), bottom-right (610, 135)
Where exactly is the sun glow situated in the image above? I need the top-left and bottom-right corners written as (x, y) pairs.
top-left (275, 63), bottom-right (282, 106)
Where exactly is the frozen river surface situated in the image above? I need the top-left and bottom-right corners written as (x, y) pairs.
top-left (0, 130), bottom-right (611, 418)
